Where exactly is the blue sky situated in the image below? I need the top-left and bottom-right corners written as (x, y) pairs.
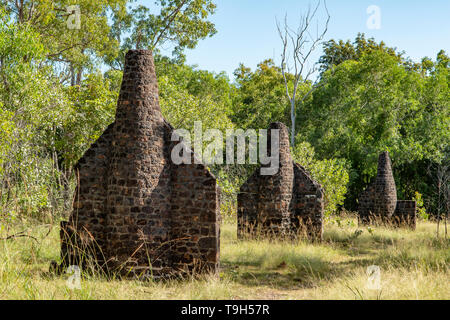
top-left (137, 0), bottom-right (450, 79)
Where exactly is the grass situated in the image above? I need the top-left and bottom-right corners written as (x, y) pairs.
top-left (0, 215), bottom-right (448, 300)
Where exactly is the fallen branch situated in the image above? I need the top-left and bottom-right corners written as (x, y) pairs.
top-left (0, 230), bottom-right (38, 242)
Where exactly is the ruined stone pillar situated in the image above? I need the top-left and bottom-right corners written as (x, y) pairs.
top-left (257, 122), bottom-right (294, 237)
top-left (373, 151), bottom-right (397, 219)
top-left (358, 151), bottom-right (416, 229)
top-left (237, 122), bottom-right (324, 241)
top-left (57, 50), bottom-right (220, 278)
top-left (105, 50), bottom-right (172, 273)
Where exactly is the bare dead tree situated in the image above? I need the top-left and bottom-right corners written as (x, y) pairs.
top-left (277, 0), bottom-right (330, 147)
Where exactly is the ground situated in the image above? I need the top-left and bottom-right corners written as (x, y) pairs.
top-left (0, 214), bottom-right (448, 300)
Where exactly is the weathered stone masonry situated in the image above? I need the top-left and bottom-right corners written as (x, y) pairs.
top-left (358, 151), bottom-right (416, 229)
top-left (58, 50), bottom-right (220, 278)
top-left (237, 122), bottom-right (324, 241)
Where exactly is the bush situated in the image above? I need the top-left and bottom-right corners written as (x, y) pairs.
top-left (414, 192), bottom-right (429, 220)
top-left (292, 141), bottom-right (349, 217)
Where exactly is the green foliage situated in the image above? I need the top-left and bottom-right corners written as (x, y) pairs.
top-left (156, 56), bottom-right (234, 134)
top-left (0, 8), bottom-right (69, 219)
top-left (414, 192), bottom-right (429, 221)
top-left (319, 33), bottom-right (402, 73)
top-left (232, 59), bottom-right (303, 130)
top-left (0, 103), bottom-right (14, 175)
top-left (292, 141), bottom-right (349, 217)
top-left (1, 0), bottom-right (129, 83)
top-left (0, 7), bottom-right (118, 219)
top-left (303, 48), bottom-right (449, 210)
top-left (62, 72), bottom-right (118, 166)
top-left (109, 0), bottom-right (217, 68)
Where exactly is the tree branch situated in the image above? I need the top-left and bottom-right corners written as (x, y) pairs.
top-left (277, 0), bottom-right (330, 147)
top-left (151, 0), bottom-right (190, 49)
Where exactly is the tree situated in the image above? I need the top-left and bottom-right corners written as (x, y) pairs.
top-left (319, 33), bottom-right (401, 73)
top-left (0, 8), bottom-right (72, 218)
top-left (1, 0), bottom-right (129, 85)
top-left (156, 58), bottom-right (234, 134)
top-left (232, 59), bottom-right (296, 130)
top-left (301, 49), bottom-right (449, 210)
top-left (108, 0), bottom-right (217, 69)
top-left (292, 141), bottom-right (349, 216)
top-left (277, 0), bottom-right (330, 146)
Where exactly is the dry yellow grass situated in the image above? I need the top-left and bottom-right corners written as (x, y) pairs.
top-left (0, 216), bottom-right (448, 300)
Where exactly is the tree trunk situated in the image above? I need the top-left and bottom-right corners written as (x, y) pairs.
top-left (290, 99), bottom-right (296, 147)
top-left (445, 214), bottom-right (448, 239)
top-left (76, 70), bottom-right (82, 86)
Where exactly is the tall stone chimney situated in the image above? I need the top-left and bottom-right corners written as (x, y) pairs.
top-left (358, 151), bottom-right (416, 229)
top-left (257, 122), bottom-right (294, 236)
top-left (373, 151), bottom-right (397, 218)
top-left (57, 50), bottom-right (220, 278)
top-left (238, 122), bottom-right (324, 241)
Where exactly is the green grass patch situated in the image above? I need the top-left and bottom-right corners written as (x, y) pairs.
top-left (0, 217), bottom-right (448, 299)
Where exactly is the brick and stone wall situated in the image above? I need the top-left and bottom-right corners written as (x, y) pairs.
top-left (358, 151), bottom-right (416, 229)
top-left (237, 171), bottom-right (260, 238)
top-left (373, 152), bottom-right (398, 219)
top-left (237, 122), bottom-right (324, 241)
top-left (58, 50), bottom-right (220, 278)
top-left (292, 163), bottom-right (324, 240)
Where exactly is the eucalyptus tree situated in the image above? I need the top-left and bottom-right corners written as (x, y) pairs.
top-left (277, 0), bottom-right (330, 147)
top-left (108, 0), bottom-right (217, 70)
top-left (0, 0), bottom-right (129, 85)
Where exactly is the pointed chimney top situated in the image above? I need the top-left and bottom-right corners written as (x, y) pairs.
top-left (266, 122), bottom-right (292, 168)
top-left (377, 151), bottom-right (393, 176)
top-left (116, 49), bottom-right (162, 122)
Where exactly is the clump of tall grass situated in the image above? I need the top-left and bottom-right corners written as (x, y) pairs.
top-left (0, 216), bottom-right (448, 299)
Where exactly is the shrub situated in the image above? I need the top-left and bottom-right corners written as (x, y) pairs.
top-left (292, 141), bottom-right (350, 217)
top-left (414, 191), bottom-right (429, 220)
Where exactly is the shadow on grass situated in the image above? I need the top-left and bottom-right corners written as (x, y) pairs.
top-left (221, 228), bottom-right (449, 291)
top-left (222, 254), bottom-right (362, 290)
